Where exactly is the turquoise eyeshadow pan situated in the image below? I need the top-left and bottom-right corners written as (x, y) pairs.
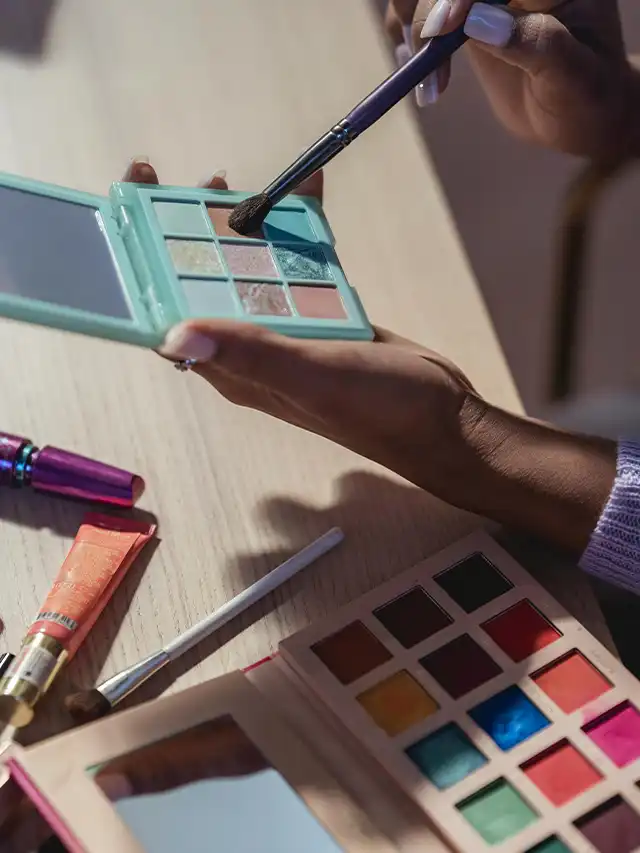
top-left (526, 838), bottom-right (572, 853)
top-left (469, 685), bottom-right (549, 750)
top-left (264, 209), bottom-right (317, 242)
top-left (406, 723), bottom-right (487, 790)
top-left (457, 779), bottom-right (538, 845)
top-left (154, 201), bottom-right (211, 237)
top-left (181, 279), bottom-right (237, 318)
top-left (273, 245), bottom-right (333, 281)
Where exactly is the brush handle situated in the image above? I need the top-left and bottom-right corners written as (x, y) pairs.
top-left (346, 0), bottom-right (510, 135)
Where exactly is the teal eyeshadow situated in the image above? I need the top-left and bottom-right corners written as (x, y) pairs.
top-left (273, 245), bottom-right (333, 281)
top-left (154, 201), bottom-right (211, 238)
top-left (264, 209), bottom-right (317, 243)
top-left (406, 723), bottom-right (487, 790)
top-left (180, 278), bottom-right (238, 318)
top-left (469, 685), bottom-right (549, 750)
top-left (526, 838), bottom-right (572, 853)
top-left (457, 779), bottom-right (538, 845)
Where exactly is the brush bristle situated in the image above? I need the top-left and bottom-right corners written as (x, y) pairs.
top-left (228, 193), bottom-right (272, 236)
top-left (65, 688), bottom-right (112, 725)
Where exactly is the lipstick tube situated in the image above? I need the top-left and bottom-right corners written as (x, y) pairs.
top-left (0, 433), bottom-right (144, 507)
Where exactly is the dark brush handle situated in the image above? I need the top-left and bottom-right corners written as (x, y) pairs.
top-left (346, 0), bottom-right (510, 135)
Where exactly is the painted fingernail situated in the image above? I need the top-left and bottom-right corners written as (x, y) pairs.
top-left (402, 24), bottom-right (414, 53)
top-left (464, 2), bottom-right (515, 47)
top-left (420, 0), bottom-right (451, 38)
top-left (201, 169), bottom-right (228, 187)
top-left (394, 42), bottom-right (412, 69)
top-left (416, 72), bottom-right (440, 107)
top-left (131, 155), bottom-right (150, 166)
top-left (160, 325), bottom-right (217, 362)
top-left (97, 774), bottom-right (133, 802)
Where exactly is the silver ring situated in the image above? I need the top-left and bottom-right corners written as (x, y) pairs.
top-left (174, 359), bottom-right (198, 372)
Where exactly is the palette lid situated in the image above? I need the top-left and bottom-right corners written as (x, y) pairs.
top-left (0, 172), bottom-right (160, 347)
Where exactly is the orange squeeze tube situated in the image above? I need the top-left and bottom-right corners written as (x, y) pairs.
top-left (0, 513), bottom-right (156, 728)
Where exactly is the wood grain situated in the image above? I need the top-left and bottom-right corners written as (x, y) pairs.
top-left (0, 0), bottom-right (609, 747)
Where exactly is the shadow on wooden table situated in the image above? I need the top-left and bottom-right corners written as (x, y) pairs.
top-left (0, 0), bottom-right (57, 57)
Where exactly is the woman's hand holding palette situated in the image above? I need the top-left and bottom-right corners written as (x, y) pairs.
top-left (0, 172), bottom-right (373, 347)
top-left (6, 533), bottom-right (640, 853)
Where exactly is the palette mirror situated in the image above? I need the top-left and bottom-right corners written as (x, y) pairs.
top-left (91, 715), bottom-right (344, 853)
top-left (0, 172), bottom-right (373, 348)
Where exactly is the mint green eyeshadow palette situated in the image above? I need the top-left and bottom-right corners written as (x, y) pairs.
top-left (0, 173), bottom-right (373, 347)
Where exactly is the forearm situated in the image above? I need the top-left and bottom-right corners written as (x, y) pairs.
top-left (458, 402), bottom-right (616, 554)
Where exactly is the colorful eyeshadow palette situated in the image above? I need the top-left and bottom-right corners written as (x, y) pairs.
top-left (280, 533), bottom-right (640, 852)
top-left (7, 533), bottom-right (640, 853)
top-left (0, 173), bottom-right (373, 347)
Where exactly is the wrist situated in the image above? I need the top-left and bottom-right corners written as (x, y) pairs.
top-left (452, 397), bottom-right (616, 554)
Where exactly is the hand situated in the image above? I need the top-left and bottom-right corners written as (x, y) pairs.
top-left (385, 1), bottom-right (637, 158)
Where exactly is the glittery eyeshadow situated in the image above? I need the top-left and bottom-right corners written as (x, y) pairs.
top-left (274, 245), bottom-right (333, 281)
top-left (166, 240), bottom-right (223, 276)
top-left (236, 281), bottom-right (291, 316)
top-left (221, 243), bottom-right (276, 277)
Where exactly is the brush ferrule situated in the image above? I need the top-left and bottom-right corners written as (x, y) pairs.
top-left (98, 650), bottom-right (170, 707)
top-left (264, 121), bottom-right (355, 206)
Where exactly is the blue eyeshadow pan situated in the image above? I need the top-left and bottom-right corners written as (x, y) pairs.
top-left (469, 685), bottom-right (549, 750)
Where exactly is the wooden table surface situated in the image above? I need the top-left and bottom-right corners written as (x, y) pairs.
top-left (0, 0), bottom-right (611, 744)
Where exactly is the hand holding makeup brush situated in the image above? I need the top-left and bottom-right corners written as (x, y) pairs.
top-left (386, 0), bottom-right (638, 158)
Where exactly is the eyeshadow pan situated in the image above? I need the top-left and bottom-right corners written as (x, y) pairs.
top-left (526, 838), bottom-right (572, 853)
top-left (373, 587), bottom-right (452, 648)
top-left (521, 739), bottom-right (601, 806)
top-left (236, 281), bottom-right (291, 316)
top-left (420, 634), bottom-right (502, 699)
top-left (457, 779), bottom-right (538, 845)
top-left (357, 670), bottom-right (438, 736)
top-left (469, 685), bottom-right (549, 750)
top-left (274, 245), bottom-right (333, 281)
top-left (406, 723), bottom-right (486, 790)
top-left (264, 209), bottom-right (316, 243)
top-left (584, 702), bottom-right (640, 768)
top-left (482, 600), bottom-right (561, 663)
top-left (221, 243), bottom-right (276, 278)
top-left (181, 279), bottom-right (238, 318)
top-left (311, 622), bottom-right (392, 685)
top-left (531, 650), bottom-right (612, 713)
top-left (434, 553), bottom-right (512, 613)
top-left (154, 201), bottom-right (211, 237)
top-left (207, 206), bottom-right (263, 239)
top-left (290, 285), bottom-right (347, 320)
top-left (575, 796), bottom-right (640, 853)
top-left (166, 239), bottom-right (223, 276)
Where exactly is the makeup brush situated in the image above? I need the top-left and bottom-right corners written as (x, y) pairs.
top-left (228, 0), bottom-right (510, 236)
top-left (65, 527), bottom-right (344, 724)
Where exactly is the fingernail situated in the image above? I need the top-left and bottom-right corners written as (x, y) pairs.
top-left (402, 24), bottom-right (414, 53)
top-left (160, 325), bottom-right (217, 362)
top-left (464, 2), bottom-right (515, 47)
top-left (131, 155), bottom-right (150, 165)
top-left (394, 43), bottom-right (412, 69)
top-left (420, 0), bottom-right (451, 38)
top-left (212, 169), bottom-right (227, 180)
top-left (97, 774), bottom-right (133, 802)
top-left (416, 72), bottom-right (440, 107)
top-left (201, 168), bottom-right (228, 187)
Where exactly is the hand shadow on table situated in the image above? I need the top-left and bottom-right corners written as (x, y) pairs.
top-left (0, 0), bottom-right (57, 57)
top-left (68, 470), bottom-right (482, 715)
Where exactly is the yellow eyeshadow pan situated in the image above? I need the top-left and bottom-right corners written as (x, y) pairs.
top-left (356, 671), bottom-right (439, 735)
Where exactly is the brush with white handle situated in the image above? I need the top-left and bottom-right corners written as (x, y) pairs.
top-left (65, 528), bottom-right (344, 724)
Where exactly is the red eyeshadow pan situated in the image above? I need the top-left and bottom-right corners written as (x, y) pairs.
top-left (522, 740), bottom-right (601, 806)
top-left (481, 600), bottom-right (560, 663)
top-left (531, 650), bottom-right (612, 713)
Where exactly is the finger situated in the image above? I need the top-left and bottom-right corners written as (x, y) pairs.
top-left (122, 157), bottom-right (159, 185)
top-left (202, 169), bottom-right (229, 191)
top-left (293, 170), bottom-right (323, 204)
top-left (413, 0), bottom-right (472, 42)
top-left (391, 0), bottom-right (419, 53)
top-left (415, 58), bottom-right (451, 106)
top-left (385, 2), bottom-right (404, 46)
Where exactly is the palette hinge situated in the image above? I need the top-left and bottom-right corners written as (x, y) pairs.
top-left (114, 205), bottom-right (167, 328)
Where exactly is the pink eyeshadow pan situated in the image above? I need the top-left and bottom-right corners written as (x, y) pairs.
top-left (290, 285), bottom-right (347, 320)
top-left (584, 702), bottom-right (640, 767)
top-left (207, 206), bottom-right (263, 239)
top-left (222, 243), bottom-right (276, 277)
top-left (236, 281), bottom-right (291, 316)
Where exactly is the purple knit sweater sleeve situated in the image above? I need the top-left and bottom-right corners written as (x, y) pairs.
top-left (580, 441), bottom-right (640, 593)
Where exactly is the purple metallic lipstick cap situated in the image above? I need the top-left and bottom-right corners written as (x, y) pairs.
top-left (0, 433), bottom-right (144, 507)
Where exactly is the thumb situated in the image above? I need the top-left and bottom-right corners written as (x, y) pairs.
top-left (464, 4), bottom-right (592, 75)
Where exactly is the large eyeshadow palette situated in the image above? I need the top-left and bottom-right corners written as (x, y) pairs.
top-left (0, 172), bottom-right (373, 347)
top-left (281, 533), bottom-right (640, 853)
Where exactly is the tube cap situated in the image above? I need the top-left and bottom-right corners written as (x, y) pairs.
top-left (31, 447), bottom-right (145, 507)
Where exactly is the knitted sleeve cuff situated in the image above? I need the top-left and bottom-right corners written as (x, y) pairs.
top-left (580, 441), bottom-right (640, 594)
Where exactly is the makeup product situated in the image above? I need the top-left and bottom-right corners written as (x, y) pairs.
top-left (65, 527), bottom-right (344, 723)
top-left (5, 531), bottom-right (640, 853)
top-left (0, 432), bottom-right (144, 507)
top-left (228, 0), bottom-right (510, 236)
top-left (0, 174), bottom-right (372, 347)
top-left (0, 514), bottom-right (156, 728)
